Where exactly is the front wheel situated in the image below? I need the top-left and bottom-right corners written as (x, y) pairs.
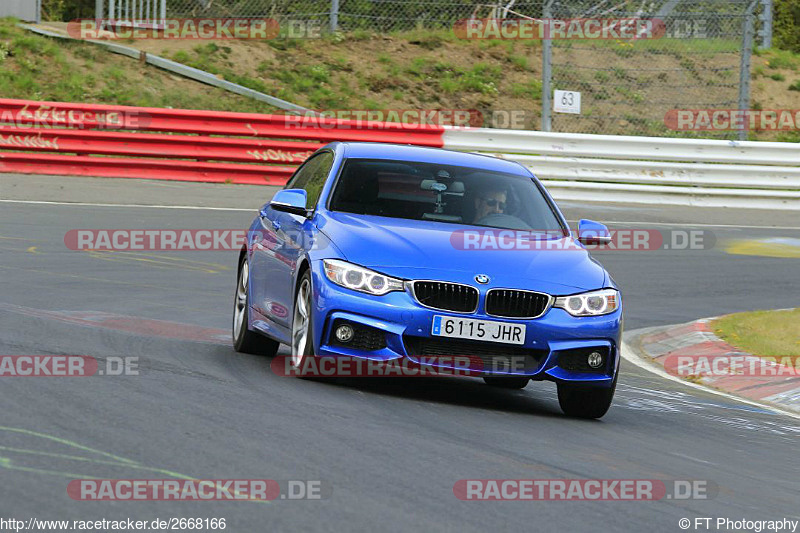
top-left (291, 271), bottom-right (316, 377)
top-left (557, 376), bottom-right (617, 419)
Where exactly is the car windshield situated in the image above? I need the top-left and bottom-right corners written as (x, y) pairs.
top-left (328, 158), bottom-right (565, 232)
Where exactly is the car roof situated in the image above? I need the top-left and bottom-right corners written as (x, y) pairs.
top-left (333, 142), bottom-right (532, 177)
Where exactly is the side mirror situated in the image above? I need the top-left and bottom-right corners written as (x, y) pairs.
top-left (577, 219), bottom-right (612, 245)
top-left (269, 189), bottom-right (310, 217)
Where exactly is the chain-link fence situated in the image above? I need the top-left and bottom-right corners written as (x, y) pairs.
top-left (541, 0), bottom-right (756, 138)
top-left (156, 0), bottom-right (492, 31)
top-left (87, 0), bottom-right (770, 139)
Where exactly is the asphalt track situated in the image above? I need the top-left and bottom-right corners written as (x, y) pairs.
top-left (1, 173), bottom-right (799, 532)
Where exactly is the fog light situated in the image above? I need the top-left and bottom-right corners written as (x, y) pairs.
top-left (335, 324), bottom-right (354, 343)
top-left (587, 351), bottom-right (604, 368)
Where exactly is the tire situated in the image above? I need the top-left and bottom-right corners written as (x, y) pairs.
top-left (290, 270), bottom-right (317, 378)
top-left (557, 375), bottom-right (617, 419)
top-left (483, 376), bottom-right (529, 389)
top-left (232, 256), bottom-right (279, 356)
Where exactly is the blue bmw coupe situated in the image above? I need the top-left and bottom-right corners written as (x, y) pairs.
top-left (233, 142), bottom-right (622, 418)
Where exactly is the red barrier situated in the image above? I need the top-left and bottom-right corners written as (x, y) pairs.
top-left (0, 127), bottom-right (321, 163)
top-left (0, 99), bottom-right (446, 144)
top-left (0, 98), bottom-right (446, 184)
top-left (0, 153), bottom-right (293, 185)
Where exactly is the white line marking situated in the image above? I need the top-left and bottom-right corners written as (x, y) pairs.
top-left (0, 199), bottom-right (256, 212)
top-left (621, 340), bottom-right (800, 421)
top-left (668, 452), bottom-right (716, 466)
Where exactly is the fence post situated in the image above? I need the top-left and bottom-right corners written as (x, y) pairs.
top-left (330, 0), bottom-right (339, 32)
top-left (759, 0), bottom-right (772, 49)
top-left (541, 0), bottom-right (553, 132)
top-left (96, 0), bottom-right (104, 20)
top-left (738, 0), bottom-right (756, 142)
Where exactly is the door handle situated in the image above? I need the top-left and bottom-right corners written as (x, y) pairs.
top-left (271, 220), bottom-right (281, 231)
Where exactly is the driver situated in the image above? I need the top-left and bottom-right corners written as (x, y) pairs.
top-left (473, 186), bottom-right (508, 224)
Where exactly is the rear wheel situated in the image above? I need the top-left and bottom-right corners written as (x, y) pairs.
top-left (483, 376), bottom-right (529, 389)
top-left (233, 257), bottom-right (279, 356)
top-left (557, 376), bottom-right (617, 419)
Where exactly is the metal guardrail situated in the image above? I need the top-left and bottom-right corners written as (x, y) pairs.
top-left (443, 128), bottom-right (800, 166)
top-left (498, 155), bottom-right (800, 190)
top-left (442, 128), bottom-right (800, 210)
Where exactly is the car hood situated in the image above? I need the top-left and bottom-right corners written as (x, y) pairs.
top-left (317, 212), bottom-right (608, 293)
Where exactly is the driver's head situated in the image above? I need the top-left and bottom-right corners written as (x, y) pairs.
top-left (474, 187), bottom-right (507, 222)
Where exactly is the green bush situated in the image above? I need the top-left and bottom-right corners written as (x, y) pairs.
top-left (41, 0), bottom-right (96, 21)
top-left (774, 0), bottom-right (800, 53)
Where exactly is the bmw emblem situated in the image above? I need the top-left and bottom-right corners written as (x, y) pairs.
top-left (475, 274), bottom-right (490, 284)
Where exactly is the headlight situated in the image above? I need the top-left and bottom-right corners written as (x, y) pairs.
top-left (323, 259), bottom-right (405, 296)
top-left (554, 289), bottom-right (620, 316)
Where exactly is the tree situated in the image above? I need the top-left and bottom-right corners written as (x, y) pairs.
top-left (41, 0), bottom-right (97, 22)
top-left (774, 0), bottom-right (800, 52)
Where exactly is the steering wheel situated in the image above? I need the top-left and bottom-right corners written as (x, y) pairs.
top-left (474, 212), bottom-right (530, 230)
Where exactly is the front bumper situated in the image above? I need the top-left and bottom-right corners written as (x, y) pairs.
top-left (310, 263), bottom-right (622, 387)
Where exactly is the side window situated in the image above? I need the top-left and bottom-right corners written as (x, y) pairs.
top-left (285, 151), bottom-right (334, 208)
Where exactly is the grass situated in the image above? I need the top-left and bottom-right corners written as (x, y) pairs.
top-left (3, 16), bottom-right (800, 141)
top-left (510, 79), bottom-right (542, 99)
top-left (0, 18), bottom-right (277, 113)
top-left (765, 48), bottom-right (799, 70)
top-left (713, 308), bottom-right (800, 357)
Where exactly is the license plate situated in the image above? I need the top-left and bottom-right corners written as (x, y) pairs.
top-left (431, 315), bottom-right (526, 345)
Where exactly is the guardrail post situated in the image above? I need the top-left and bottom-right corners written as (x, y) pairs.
top-left (738, 0), bottom-right (756, 142)
top-left (541, 0), bottom-right (553, 132)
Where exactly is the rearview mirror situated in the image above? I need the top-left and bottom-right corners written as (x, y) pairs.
top-left (269, 189), bottom-right (310, 217)
top-left (577, 219), bottom-right (611, 245)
